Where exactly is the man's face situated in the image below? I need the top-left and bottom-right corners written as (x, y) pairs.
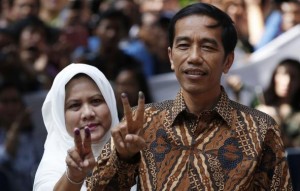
top-left (12, 0), bottom-right (39, 20)
top-left (281, 2), bottom-right (300, 32)
top-left (96, 18), bottom-right (124, 50)
top-left (168, 15), bottom-right (233, 96)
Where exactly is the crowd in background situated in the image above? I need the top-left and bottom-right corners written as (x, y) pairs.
top-left (0, 0), bottom-right (300, 190)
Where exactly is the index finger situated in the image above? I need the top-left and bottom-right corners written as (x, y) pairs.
top-left (74, 128), bottom-right (83, 157)
top-left (83, 127), bottom-right (92, 156)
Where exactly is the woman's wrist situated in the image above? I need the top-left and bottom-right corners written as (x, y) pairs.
top-left (65, 167), bottom-right (85, 185)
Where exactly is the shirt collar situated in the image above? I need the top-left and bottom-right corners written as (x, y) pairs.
top-left (170, 86), bottom-right (234, 127)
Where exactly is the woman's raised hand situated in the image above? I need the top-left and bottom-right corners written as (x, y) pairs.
top-left (65, 127), bottom-right (96, 183)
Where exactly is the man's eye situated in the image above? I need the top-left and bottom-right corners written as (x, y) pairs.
top-left (177, 44), bottom-right (189, 50)
top-left (202, 44), bottom-right (216, 51)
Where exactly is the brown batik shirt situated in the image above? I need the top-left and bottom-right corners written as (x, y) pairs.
top-left (87, 88), bottom-right (293, 191)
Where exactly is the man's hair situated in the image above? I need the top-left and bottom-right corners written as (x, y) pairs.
top-left (168, 2), bottom-right (238, 56)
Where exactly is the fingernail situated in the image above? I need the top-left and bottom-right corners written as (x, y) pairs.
top-left (139, 91), bottom-right (144, 99)
top-left (85, 127), bottom-right (90, 137)
top-left (74, 128), bottom-right (80, 135)
top-left (121, 93), bottom-right (127, 98)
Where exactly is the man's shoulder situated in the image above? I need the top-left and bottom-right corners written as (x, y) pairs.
top-left (229, 100), bottom-right (277, 125)
top-left (145, 100), bottom-right (173, 110)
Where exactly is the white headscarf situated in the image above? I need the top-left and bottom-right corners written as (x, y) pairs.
top-left (33, 63), bottom-right (119, 191)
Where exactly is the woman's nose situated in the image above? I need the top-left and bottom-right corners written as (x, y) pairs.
top-left (81, 104), bottom-right (95, 119)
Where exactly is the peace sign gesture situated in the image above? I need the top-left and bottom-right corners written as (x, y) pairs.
top-left (65, 127), bottom-right (96, 183)
top-left (111, 91), bottom-right (146, 161)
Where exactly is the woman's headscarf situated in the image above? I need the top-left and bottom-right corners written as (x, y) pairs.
top-left (33, 63), bottom-right (119, 191)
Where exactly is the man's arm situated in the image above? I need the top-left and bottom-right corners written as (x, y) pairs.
top-left (87, 142), bottom-right (139, 191)
top-left (254, 124), bottom-right (293, 190)
top-left (88, 92), bottom-right (146, 191)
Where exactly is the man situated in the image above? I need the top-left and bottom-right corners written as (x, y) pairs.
top-left (87, 3), bottom-right (293, 190)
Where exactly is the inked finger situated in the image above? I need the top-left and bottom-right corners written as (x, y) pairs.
top-left (83, 127), bottom-right (92, 156)
top-left (74, 128), bottom-right (83, 157)
top-left (121, 93), bottom-right (133, 125)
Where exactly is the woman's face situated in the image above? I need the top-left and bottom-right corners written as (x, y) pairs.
top-left (64, 76), bottom-right (112, 143)
top-left (274, 66), bottom-right (291, 98)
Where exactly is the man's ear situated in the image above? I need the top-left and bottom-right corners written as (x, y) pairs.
top-left (168, 47), bottom-right (174, 70)
top-left (223, 52), bottom-right (234, 74)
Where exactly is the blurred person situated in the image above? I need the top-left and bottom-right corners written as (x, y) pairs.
top-left (0, 27), bottom-right (42, 92)
top-left (111, 0), bottom-right (141, 39)
top-left (209, 0), bottom-right (254, 67)
top-left (84, 9), bottom-right (141, 81)
top-left (227, 58), bottom-right (300, 148)
top-left (245, 0), bottom-right (283, 50)
top-left (38, 0), bottom-right (68, 28)
top-left (9, 15), bottom-right (60, 91)
top-left (88, 3), bottom-right (292, 190)
top-left (123, 12), bottom-right (173, 76)
top-left (281, 0), bottom-right (300, 32)
top-left (0, 27), bottom-right (16, 54)
top-left (0, 166), bottom-right (11, 191)
top-left (125, 13), bottom-right (173, 76)
top-left (0, 80), bottom-right (40, 191)
top-left (52, 0), bottom-right (91, 69)
top-left (245, 0), bottom-right (300, 50)
top-left (33, 63), bottom-right (119, 191)
top-left (120, 10), bottom-right (158, 77)
top-left (254, 59), bottom-right (300, 148)
top-left (114, 65), bottom-right (153, 119)
top-left (149, 14), bottom-right (173, 74)
top-left (0, 0), bottom-right (39, 27)
top-left (9, 0), bottom-right (40, 22)
top-left (62, 0), bottom-right (89, 50)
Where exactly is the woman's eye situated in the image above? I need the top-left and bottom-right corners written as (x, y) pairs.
top-left (92, 98), bottom-right (103, 105)
top-left (68, 103), bottom-right (80, 110)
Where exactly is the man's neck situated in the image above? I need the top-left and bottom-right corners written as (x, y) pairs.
top-left (183, 87), bottom-right (221, 116)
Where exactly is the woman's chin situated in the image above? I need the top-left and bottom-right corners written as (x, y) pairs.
top-left (91, 133), bottom-right (105, 144)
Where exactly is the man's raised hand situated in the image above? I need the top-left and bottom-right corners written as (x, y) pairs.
top-left (112, 91), bottom-right (146, 160)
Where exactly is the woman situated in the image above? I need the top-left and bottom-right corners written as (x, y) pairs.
top-left (255, 58), bottom-right (300, 147)
top-left (33, 63), bottom-right (119, 190)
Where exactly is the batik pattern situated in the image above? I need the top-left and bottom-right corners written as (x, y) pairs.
top-left (88, 88), bottom-right (293, 191)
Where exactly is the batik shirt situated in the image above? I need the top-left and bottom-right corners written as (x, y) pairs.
top-left (87, 88), bottom-right (293, 191)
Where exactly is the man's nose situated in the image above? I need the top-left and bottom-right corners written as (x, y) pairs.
top-left (187, 45), bottom-right (203, 64)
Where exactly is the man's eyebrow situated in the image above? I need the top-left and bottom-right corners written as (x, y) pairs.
top-left (175, 36), bottom-right (219, 47)
top-left (174, 36), bottom-right (190, 43)
top-left (201, 38), bottom-right (218, 46)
